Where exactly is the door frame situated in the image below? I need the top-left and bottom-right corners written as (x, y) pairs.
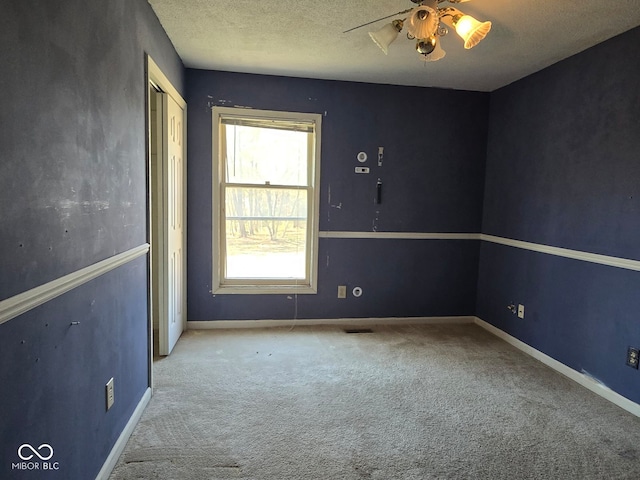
top-left (145, 55), bottom-right (187, 387)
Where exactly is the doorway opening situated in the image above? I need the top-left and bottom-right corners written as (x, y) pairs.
top-left (149, 84), bottom-right (162, 361)
top-left (146, 56), bottom-right (187, 385)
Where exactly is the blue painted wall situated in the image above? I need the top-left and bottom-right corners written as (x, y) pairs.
top-left (0, 258), bottom-right (148, 479)
top-left (0, 1), bottom-right (183, 478)
top-left (186, 70), bottom-right (489, 320)
top-left (2, 1), bottom-right (638, 476)
top-left (477, 26), bottom-right (640, 404)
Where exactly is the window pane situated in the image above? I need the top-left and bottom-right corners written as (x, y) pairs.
top-left (224, 125), bottom-right (309, 186)
top-left (213, 107), bottom-right (322, 293)
top-left (224, 187), bottom-right (307, 279)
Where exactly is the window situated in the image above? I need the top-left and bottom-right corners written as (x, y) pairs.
top-left (212, 107), bottom-right (322, 294)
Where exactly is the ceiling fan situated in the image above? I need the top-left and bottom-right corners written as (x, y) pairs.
top-left (345, 0), bottom-right (492, 62)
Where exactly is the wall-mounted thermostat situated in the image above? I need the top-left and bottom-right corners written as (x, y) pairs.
top-left (357, 151), bottom-right (368, 162)
top-left (355, 167), bottom-right (370, 174)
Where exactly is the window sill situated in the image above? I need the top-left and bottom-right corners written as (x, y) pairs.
top-left (212, 284), bottom-right (317, 295)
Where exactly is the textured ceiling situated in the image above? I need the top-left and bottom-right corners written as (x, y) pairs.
top-left (148, 0), bottom-right (640, 92)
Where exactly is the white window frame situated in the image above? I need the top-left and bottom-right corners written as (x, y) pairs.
top-left (212, 106), bottom-right (322, 294)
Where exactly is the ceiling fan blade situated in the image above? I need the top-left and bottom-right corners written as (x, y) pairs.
top-left (343, 8), bottom-right (413, 34)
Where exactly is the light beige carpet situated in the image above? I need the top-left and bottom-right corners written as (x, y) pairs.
top-left (110, 323), bottom-right (640, 479)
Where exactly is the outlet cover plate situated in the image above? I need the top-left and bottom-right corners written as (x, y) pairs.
top-left (517, 304), bottom-right (525, 319)
top-left (627, 347), bottom-right (639, 369)
top-left (106, 377), bottom-right (115, 410)
top-left (337, 285), bottom-right (347, 299)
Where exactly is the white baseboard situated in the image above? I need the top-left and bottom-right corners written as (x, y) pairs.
top-left (474, 317), bottom-right (640, 418)
top-left (188, 316), bottom-right (475, 330)
top-left (95, 387), bottom-right (151, 480)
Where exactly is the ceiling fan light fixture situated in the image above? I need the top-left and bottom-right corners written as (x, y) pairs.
top-left (453, 14), bottom-right (492, 49)
top-left (405, 5), bottom-right (439, 39)
top-left (351, 0), bottom-right (492, 63)
top-left (420, 37), bottom-right (446, 62)
top-left (369, 19), bottom-right (404, 55)
top-left (416, 35), bottom-right (437, 55)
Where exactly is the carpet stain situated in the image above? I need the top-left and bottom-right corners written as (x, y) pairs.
top-left (124, 460), bottom-right (240, 469)
top-left (352, 462), bottom-right (375, 478)
top-left (618, 449), bottom-right (638, 460)
top-left (344, 328), bottom-right (374, 334)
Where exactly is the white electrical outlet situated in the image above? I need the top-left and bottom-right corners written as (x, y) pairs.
top-left (106, 378), bottom-right (115, 411)
top-left (337, 285), bottom-right (347, 298)
top-left (517, 304), bottom-right (525, 319)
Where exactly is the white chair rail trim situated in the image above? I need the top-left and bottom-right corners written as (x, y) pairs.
top-left (318, 231), bottom-right (640, 272)
top-left (0, 244), bottom-right (150, 325)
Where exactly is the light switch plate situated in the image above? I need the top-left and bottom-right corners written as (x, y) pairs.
top-left (106, 378), bottom-right (115, 411)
